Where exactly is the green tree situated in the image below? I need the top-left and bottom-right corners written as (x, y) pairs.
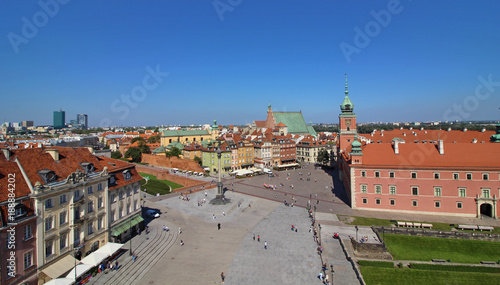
top-left (147, 135), bottom-right (160, 143)
top-left (194, 155), bottom-right (202, 165)
top-left (125, 147), bottom-right (142, 162)
top-left (165, 146), bottom-right (182, 158)
top-left (317, 149), bottom-right (330, 165)
top-left (138, 142), bottom-right (151, 154)
top-left (131, 137), bottom-right (146, 144)
top-left (111, 151), bottom-right (122, 159)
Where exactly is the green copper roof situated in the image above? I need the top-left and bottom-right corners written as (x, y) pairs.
top-left (350, 135), bottom-right (363, 155)
top-left (162, 130), bottom-right (210, 137)
top-left (152, 145), bottom-right (166, 154)
top-left (340, 75), bottom-right (354, 113)
top-left (273, 112), bottom-right (316, 137)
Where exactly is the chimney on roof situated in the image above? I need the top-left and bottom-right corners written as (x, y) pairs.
top-left (394, 141), bottom-right (399, 155)
top-left (447, 127), bottom-right (451, 131)
top-left (481, 128), bottom-right (486, 132)
top-left (46, 148), bottom-right (59, 161)
top-left (438, 140), bottom-right (444, 155)
top-left (472, 138), bottom-right (477, 143)
top-left (421, 127), bottom-right (424, 131)
top-left (463, 128), bottom-right (467, 132)
top-left (403, 133), bottom-right (406, 136)
top-left (2, 148), bottom-right (11, 161)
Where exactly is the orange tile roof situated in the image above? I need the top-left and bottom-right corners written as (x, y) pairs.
top-left (96, 156), bottom-right (143, 189)
top-left (276, 122), bottom-right (287, 127)
top-left (358, 142), bottom-right (500, 170)
top-left (364, 129), bottom-right (494, 144)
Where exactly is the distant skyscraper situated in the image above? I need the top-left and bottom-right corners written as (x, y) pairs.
top-left (22, 120), bottom-right (34, 127)
top-left (53, 110), bottom-right (65, 129)
top-left (77, 114), bottom-right (88, 130)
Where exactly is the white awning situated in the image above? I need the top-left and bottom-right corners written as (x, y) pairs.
top-left (44, 278), bottom-right (74, 285)
top-left (80, 252), bottom-right (108, 267)
top-left (41, 255), bottom-right (78, 279)
top-left (65, 264), bottom-right (93, 280)
top-left (94, 242), bottom-right (124, 256)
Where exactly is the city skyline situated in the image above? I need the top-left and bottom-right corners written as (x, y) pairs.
top-left (1, 1), bottom-right (499, 127)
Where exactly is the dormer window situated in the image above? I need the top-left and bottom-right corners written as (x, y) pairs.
top-left (14, 204), bottom-right (26, 218)
top-left (38, 169), bottom-right (57, 184)
top-left (123, 170), bottom-right (132, 180)
top-left (109, 175), bottom-right (117, 186)
top-left (80, 163), bottom-right (95, 174)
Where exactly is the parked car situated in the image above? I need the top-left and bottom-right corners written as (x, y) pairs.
top-left (146, 210), bottom-right (160, 218)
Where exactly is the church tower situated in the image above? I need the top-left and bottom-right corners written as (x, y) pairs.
top-left (338, 75), bottom-right (357, 152)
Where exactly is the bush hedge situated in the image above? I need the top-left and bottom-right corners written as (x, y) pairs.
top-left (358, 260), bottom-right (395, 268)
top-left (409, 263), bottom-right (500, 273)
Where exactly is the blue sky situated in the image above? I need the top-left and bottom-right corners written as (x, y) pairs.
top-left (1, 0), bottom-right (499, 127)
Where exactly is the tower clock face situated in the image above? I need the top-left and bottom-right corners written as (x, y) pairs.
top-left (345, 119), bottom-right (351, 126)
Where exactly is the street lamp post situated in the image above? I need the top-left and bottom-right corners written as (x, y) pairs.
top-left (129, 218), bottom-right (133, 256)
top-left (216, 148), bottom-right (224, 200)
top-left (73, 247), bottom-right (78, 283)
top-left (355, 225), bottom-right (359, 242)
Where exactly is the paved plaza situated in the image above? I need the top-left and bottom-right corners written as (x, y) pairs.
top-left (86, 164), bottom-right (499, 285)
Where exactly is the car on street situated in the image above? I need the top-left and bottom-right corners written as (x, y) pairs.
top-left (146, 210), bottom-right (160, 218)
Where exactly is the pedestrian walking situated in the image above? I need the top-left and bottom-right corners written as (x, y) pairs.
top-left (115, 261), bottom-right (119, 270)
top-left (258, 235), bottom-right (260, 242)
top-left (218, 223), bottom-right (221, 230)
top-left (221, 272), bottom-right (225, 282)
top-left (178, 227), bottom-right (182, 234)
top-left (264, 241), bottom-right (267, 249)
top-left (253, 234), bottom-right (255, 240)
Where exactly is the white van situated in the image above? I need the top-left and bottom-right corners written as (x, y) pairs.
top-left (263, 168), bottom-right (272, 174)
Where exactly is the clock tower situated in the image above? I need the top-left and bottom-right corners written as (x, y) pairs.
top-left (338, 75), bottom-right (357, 152)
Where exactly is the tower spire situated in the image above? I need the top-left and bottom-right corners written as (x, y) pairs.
top-left (345, 73), bottom-right (348, 95)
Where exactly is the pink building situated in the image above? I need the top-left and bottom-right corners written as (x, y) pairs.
top-left (337, 77), bottom-right (499, 219)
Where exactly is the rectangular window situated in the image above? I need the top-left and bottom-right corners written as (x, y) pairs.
top-left (390, 199), bottom-right (395, 206)
top-left (361, 171), bottom-right (366, 177)
top-left (24, 225), bottom-right (32, 240)
top-left (111, 210), bottom-right (115, 223)
top-left (389, 186), bottom-right (396, 195)
top-left (412, 200), bottom-right (418, 207)
top-left (74, 190), bottom-right (81, 201)
top-left (434, 173), bottom-right (440, 179)
top-left (458, 188), bottom-right (466, 197)
top-left (412, 186), bottom-right (419, 196)
top-left (87, 186), bottom-right (93, 194)
top-left (375, 171), bottom-right (380, 178)
top-left (59, 211), bottom-right (67, 225)
top-left (88, 201), bottom-right (94, 213)
top-left (24, 251), bottom-right (33, 269)
top-left (389, 172), bottom-right (395, 178)
top-left (134, 187), bottom-right (139, 194)
top-left (119, 191), bottom-right (124, 200)
top-left (435, 201), bottom-right (441, 208)
top-left (434, 187), bottom-right (442, 197)
top-left (98, 216), bottom-right (104, 230)
top-left (482, 189), bottom-right (490, 198)
top-left (60, 194), bottom-right (67, 204)
top-left (98, 197), bottom-right (103, 209)
top-left (127, 189), bottom-right (131, 196)
top-left (45, 216), bottom-right (53, 231)
top-left (483, 173), bottom-right (489, 180)
top-left (74, 228), bottom-right (80, 243)
top-left (134, 200), bottom-right (138, 210)
top-left (362, 198), bottom-right (368, 204)
top-left (457, 202), bottom-right (463, 209)
top-left (375, 185), bottom-right (382, 194)
top-left (111, 194), bottom-right (116, 203)
top-left (453, 173), bottom-right (459, 180)
top-left (98, 183), bottom-right (103, 191)
top-left (361, 184), bottom-right (367, 193)
top-left (88, 222), bottom-right (94, 235)
top-left (45, 199), bottom-right (53, 209)
top-left (411, 172), bottom-right (417, 179)
top-left (375, 198), bottom-right (381, 205)
top-left (60, 234), bottom-right (67, 250)
top-left (45, 240), bottom-right (53, 257)
top-left (466, 173), bottom-right (472, 180)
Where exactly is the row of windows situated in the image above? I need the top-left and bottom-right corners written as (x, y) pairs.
top-left (45, 184), bottom-right (104, 209)
top-left (45, 218), bottom-right (104, 258)
top-left (360, 184), bottom-right (494, 198)
top-left (361, 197), bottom-right (464, 209)
top-left (361, 171), bottom-right (495, 181)
top-left (110, 188), bottom-right (139, 203)
top-left (110, 200), bottom-right (138, 223)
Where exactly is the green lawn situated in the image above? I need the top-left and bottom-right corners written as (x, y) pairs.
top-left (360, 266), bottom-right (500, 285)
top-left (139, 172), bottom-right (183, 195)
top-left (383, 233), bottom-right (500, 263)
